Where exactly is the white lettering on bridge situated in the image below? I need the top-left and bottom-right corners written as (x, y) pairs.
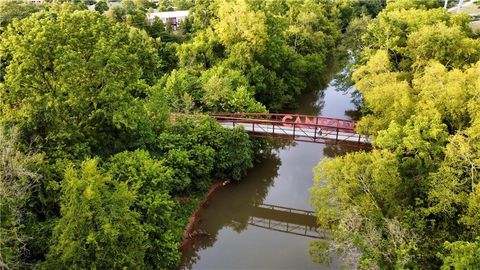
top-left (281, 114), bottom-right (355, 130)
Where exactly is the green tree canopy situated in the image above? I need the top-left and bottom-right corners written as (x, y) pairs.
top-left (45, 159), bottom-right (147, 269)
top-left (0, 7), bottom-right (166, 159)
top-left (440, 238), bottom-right (480, 270)
top-left (177, 0), bottom-right (342, 111)
top-left (361, 4), bottom-right (475, 72)
top-left (0, 0), bottom-right (43, 30)
top-left (106, 150), bottom-right (180, 269)
top-left (95, 0), bottom-right (109, 13)
top-left (311, 1), bottom-right (480, 268)
top-left (0, 128), bottom-right (43, 269)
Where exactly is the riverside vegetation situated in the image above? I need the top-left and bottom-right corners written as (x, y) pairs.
top-left (0, 0), bottom-right (379, 268)
top-left (5, 0), bottom-right (478, 269)
top-left (312, 0), bottom-right (480, 269)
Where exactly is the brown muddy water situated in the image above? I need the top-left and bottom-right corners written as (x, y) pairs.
top-left (180, 63), bottom-right (360, 269)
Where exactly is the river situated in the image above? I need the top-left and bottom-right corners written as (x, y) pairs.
top-left (180, 60), bottom-right (359, 269)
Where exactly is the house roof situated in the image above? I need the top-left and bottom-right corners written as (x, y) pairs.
top-left (148, 10), bottom-right (189, 19)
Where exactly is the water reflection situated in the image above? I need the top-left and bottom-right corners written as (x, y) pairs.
top-left (323, 143), bottom-right (361, 158)
top-left (239, 203), bottom-right (322, 239)
top-left (179, 142), bottom-right (353, 269)
top-left (180, 55), bottom-right (362, 269)
top-left (292, 87), bottom-right (326, 116)
top-left (180, 153), bottom-right (281, 269)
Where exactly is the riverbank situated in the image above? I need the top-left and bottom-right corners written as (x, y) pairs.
top-left (179, 181), bottom-right (227, 250)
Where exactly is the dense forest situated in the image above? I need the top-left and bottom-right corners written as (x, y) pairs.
top-left (312, 0), bottom-right (480, 269)
top-left (3, 0), bottom-right (479, 269)
top-left (0, 0), bottom-right (379, 268)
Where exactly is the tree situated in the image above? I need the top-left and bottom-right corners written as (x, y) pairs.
top-left (352, 50), bottom-right (414, 134)
top-left (154, 68), bottom-right (201, 113)
top-left (0, 128), bottom-right (43, 269)
top-left (343, 15), bottom-right (373, 55)
top-left (414, 62), bottom-right (480, 131)
top-left (384, 0), bottom-right (440, 11)
top-left (215, 0), bottom-right (268, 57)
top-left (361, 5), bottom-right (473, 72)
top-left (199, 64), bottom-right (265, 113)
top-left (105, 0), bottom-right (148, 29)
top-left (177, 0), bottom-right (341, 111)
top-left (157, 117), bottom-right (254, 190)
top-left (45, 159), bottom-right (147, 269)
top-left (311, 1), bottom-right (480, 268)
top-left (440, 238), bottom-right (480, 270)
top-left (0, 0), bottom-right (42, 30)
top-left (177, 29), bottom-right (224, 70)
top-left (0, 7), bottom-right (165, 159)
top-left (311, 150), bottom-right (418, 269)
top-left (105, 5), bottom-right (126, 22)
top-left (211, 123), bottom-right (254, 181)
top-left (284, 0), bottom-right (339, 56)
top-left (106, 150), bottom-right (181, 269)
top-left (427, 122), bottom-right (480, 233)
top-left (95, 0), bottom-right (108, 13)
top-left (157, 0), bottom-right (174, 11)
top-left (146, 17), bottom-right (165, 38)
top-left (189, 0), bottom-right (218, 31)
top-left (172, 0), bottom-right (194, 10)
top-left (406, 23), bottom-right (480, 70)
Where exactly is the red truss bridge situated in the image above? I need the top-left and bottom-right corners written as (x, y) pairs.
top-left (210, 113), bottom-right (371, 146)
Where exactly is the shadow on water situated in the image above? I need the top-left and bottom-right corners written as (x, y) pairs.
top-left (179, 145), bottom-right (357, 269)
top-left (180, 152), bottom-right (281, 269)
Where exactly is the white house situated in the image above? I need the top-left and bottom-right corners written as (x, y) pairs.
top-left (146, 10), bottom-right (189, 30)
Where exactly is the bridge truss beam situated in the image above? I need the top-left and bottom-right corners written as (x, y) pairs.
top-left (211, 113), bottom-right (371, 147)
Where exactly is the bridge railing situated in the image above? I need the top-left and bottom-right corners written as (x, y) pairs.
top-left (210, 113), bottom-right (370, 146)
top-left (210, 113), bottom-right (356, 132)
top-left (210, 114), bottom-right (357, 134)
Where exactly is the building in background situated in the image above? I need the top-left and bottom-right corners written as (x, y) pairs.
top-left (146, 10), bottom-right (189, 30)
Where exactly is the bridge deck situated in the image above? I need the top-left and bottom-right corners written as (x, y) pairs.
top-left (211, 113), bottom-right (371, 146)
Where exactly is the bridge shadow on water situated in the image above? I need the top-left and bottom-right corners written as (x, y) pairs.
top-left (179, 141), bottom-right (357, 269)
top-left (234, 203), bottom-right (327, 239)
top-left (180, 152), bottom-right (281, 269)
